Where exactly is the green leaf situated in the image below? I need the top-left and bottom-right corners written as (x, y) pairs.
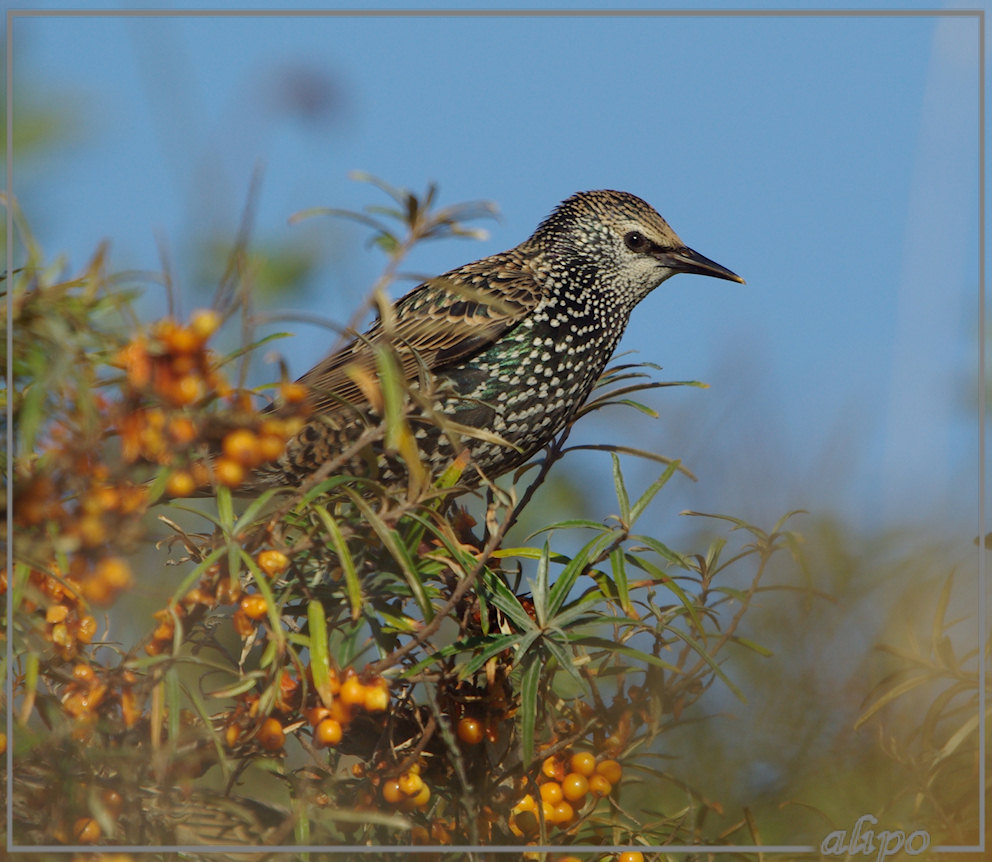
top-left (572, 635), bottom-right (681, 672)
top-left (481, 570), bottom-right (538, 632)
top-left (610, 546), bottom-right (631, 614)
top-left (314, 505), bottom-right (363, 621)
top-left (519, 657), bottom-right (541, 765)
top-left (307, 599), bottom-right (334, 708)
top-left (611, 453), bottom-right (630, 524)
top-left (531, 542), bottom-right (551, 627)
top-left (547, 530), bottom-right (622, 619)
top-left (541, 633), bottom-right (588, 690)
top-left (457, 633), bottom-right (524, 678)
top-left (628, 460), bottom-right (681, 525)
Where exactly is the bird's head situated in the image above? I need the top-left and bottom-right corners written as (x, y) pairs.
top-left (531, 189), bottom-right (744, 305)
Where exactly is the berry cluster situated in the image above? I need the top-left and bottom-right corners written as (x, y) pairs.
top-left (509, 750), bottom-right (624, 836)
top-left (221, 665), bottom-right (390, 757)
top-left (114, 309), bottom-right (307, 494)
top-left (380, 763), bottom-right (432, 812)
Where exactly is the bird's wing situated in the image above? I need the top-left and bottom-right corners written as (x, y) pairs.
top-left (295, 255), bottom-right (542, 414)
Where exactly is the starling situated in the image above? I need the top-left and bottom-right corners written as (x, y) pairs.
top-left (253, 190), bottom-right (743, 492)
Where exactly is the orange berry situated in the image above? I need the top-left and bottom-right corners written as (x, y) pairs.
top-left (313, 717), bottom-right (343, 747)
top-left (339, 675), bottom-right (366, 708)
top-left (258, 434), bottom-right (286, 461)
top-left (225, 724), bottom-right (242, 748)
top-left (456, 716), bottom-right (484, 745)
top-left (240, 594), bottom-right (269, 621)
top-left (169, 373), bottom-right (204, 406)
top-left (101, 787), bottom-right (124, 816)
top-left (222, 429), bottom-right (261, 467)
top-left (540, 799), bottom-right (555, 823)
top-left (72, 816), bottom-right (101, 843)
top-left (257, 549), bottom-right (290, 578)
top-left (398, 771), bottom-right (424, 797)
top-left (166, 469), bottom-right (197, 497)
top-left (569, 750), bottom-right (596, 777)
top-left (588, 774), bottom-right (612, 797)
top-left (76, 514), bottom-right (107, 547)
top-left (151, 615), bottom-right (176, 640)
top-left (619, 853), bottom-right (644, 862)
top-left (327, 698), bottom-right (353, 726)
top-left (190, 309), bottom-right (221, 340)
top-left (256, 716), bottom-right (285, 751)
top-left (561, 772), bottom-right (589, 802)
top-left (144, 639), bottom-right (164, 656)
top-left (552, 800), bottom-right (574, 825)
top-left (163, 324), bottom-right (199, 353)
top-left (382, 779), bottom-right (404, 805)
top-left (51, 621), bottom-right (73, 648)
top-left (81, 577), bottom-right (113, 606)
top-left (401, 782), bottom-right (431, 811)
top-left (305, 705), bottom-right (331, 726)
top-left (76, 614), bottom-right (98, 643)
top-left (363, 680), bottom-right (389, 712)
top-left (513, 793), bottom-right (537, 813)
top-left (46, 604), bottom-right (69, 624)
top-left (72, 664), bottom-right (96, 684)
top-left (214, 457), bottom-right (245, 488)
top-left (97, 556), bottom-right (133, 590)
top-left (539, 782), bottom-right (563, 805)
top-left (232, 609), bottom-right (255, 637)
top-left (542, 755), bottom-right (564, 781)
top-left (595, 758), bottom-right (623, 785)
top-left (167, 416), bottom-right (198, 444)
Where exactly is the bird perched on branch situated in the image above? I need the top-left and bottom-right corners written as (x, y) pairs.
top-left (251, 189), bottom-right (743, 493)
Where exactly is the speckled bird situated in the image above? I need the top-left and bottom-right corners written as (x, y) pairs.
top-left (253, 190), bottom-right (744, 491)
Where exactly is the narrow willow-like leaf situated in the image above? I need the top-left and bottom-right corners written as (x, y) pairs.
top-left (610, 546), bottom-right (631, 614)
top-left (308, 599), bottom-right (334, 708)
top-left (631, 534), bottom-right (696, 570)
top-left (612, 454), bottom-right (630, 525)
top-left (547, 530), bottom-right (622, 619)
top-left (481, 570), bottom-right (538, 632)
top-left (572, 636), bottom-right (680, 673)
top-left (525, 519), bottom-right (611, 537)
top-left (519, 657), bottom-right (541, 765)
top-left (532, 542), bottom-right (551, 628)
top-left (628, 460), bottom-right (681, 525)
top-left (541, 633), bottom-right (588, 690)
top-left (564, 444), bottom-right (697, 479)
top-left (457, 633), bottom-right (525, 678)
top-left (205, 676), bottom-right (265, 700)
top-left (855, 671), bottom-right (935, 729)
top-left (314, 505), bottom-right (363, 621)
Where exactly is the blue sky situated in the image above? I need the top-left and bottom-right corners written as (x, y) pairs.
top-left (8, 1), bottom-right (987, 545)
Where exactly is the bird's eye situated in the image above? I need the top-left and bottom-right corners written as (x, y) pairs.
top-left (624, 231), bottom-right (651, 253)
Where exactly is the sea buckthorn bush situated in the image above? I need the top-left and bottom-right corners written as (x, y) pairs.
top-left (4, 180), bottom-right (805, 857)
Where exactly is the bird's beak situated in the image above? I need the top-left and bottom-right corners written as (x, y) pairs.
top-left (655, 246), bottom-right (745, 284)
